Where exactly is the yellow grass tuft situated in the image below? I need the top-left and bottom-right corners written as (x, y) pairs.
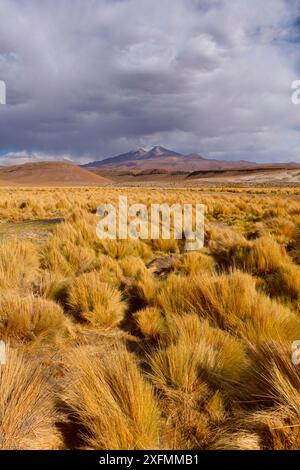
top-left (210, 432), bottom-right (261, 450)
top-left (236, 236), bottom-right (290, 275)
top-left (61, 345), bottom-right (160, 449)
top-left (67, 271), bottom-right (126, 327)
top-left (99, 239), bottom-right (152, 260)
top-left (118, 255), bottom-right (147, 279)
top-left (157, 270), bottom-right (300, 343)
top-left (267, 264), bottom-right (300, 304)
top-left (134, 307), bottom-right (166, 338)
top-left (0, 239), bottom-right (39, 291)
top-left (174, 252), bottom-right (215, 276)
top-left (0, 293), bottom-right (73, 344)
top-left (0, 346), bottom-right (62, 449)
top-left (149, 315), bottom-right (247, 394)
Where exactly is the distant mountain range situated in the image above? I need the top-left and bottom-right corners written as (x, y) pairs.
top-left (0, 147), bottom-right (299, 186)
top-left (83, 146), bottom-right (263, 172)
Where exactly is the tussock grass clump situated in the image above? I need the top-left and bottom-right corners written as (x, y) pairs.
top-left (41, 239), bottom-right (96, 276)
top-left (235, 341), bottom-right (300, 410)
top-left (118, 256), bottom-right (147, 279)
top-left (236, 294), bottom-right (300, 344)
top-left (35, 271), bottom-right (70, 304)
top-left (266, 264), bottom-right (300, 304)
top-left (266, 217), bottom-right (297, 242)
top-left (230, 341), bottom-right (300, 449)
top-left (67, 271), bottom-right (126, 327)
top-left (95, 254), bottom-right (123, 275)
top-left (151, 238), bottom-right (179, 254)
top-left (157, 271), bottom-right (258, 322)
top-left (148, 341), bottom-right (204, 393)
top-left (149, 315), bottom-right (247, 393)
top-left (210, 432), bottom-right (261, 450)
top-left (157, 271), bottom-right (300, 343)
top-left (210, 230), bottom-right (289, 276)
top-left (40, 243), bottom-right (71, 277)
top-left (127, 271), bottom-right (159, 310)
top-left (156, 274), bottom-right (191, 315)
top-left (0, 239), bottom-right (39, 291)
top-left (0, 347), bottom-right (62, 449)
top-left (207, 223), bottom-right (247, 245)
top-left (92, 254), bottom-right (124, 287)
top-left (146, 314), bottom-right (239, 449)
top-left (242, 408), bottom-right (300, 450)
top-left (61, 345), bottom-right (160, 450)
top-left (56, 213), bottom-right (101, 249)
top-left (99, 239), bottom-right (152, 261)
top-left (208, 225), bottom-right (248, 267)
top-left (0, 293), bottom-right (73, 344)
top-left (167, 315), bottom-right (248, 384)
top-left (52, 222), bottom-right (84, 246)
top-left (134, 307), bottom-right (166, 338)
top-left (235, 236), bottom-right (290, 275)
top-left (174, 252), bottom-right (215, 276)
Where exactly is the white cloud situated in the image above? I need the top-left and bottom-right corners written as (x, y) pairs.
top-left (0, 150), bottom-right (75, 166)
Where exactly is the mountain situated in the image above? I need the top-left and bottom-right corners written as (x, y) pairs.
top-left (83, 146), bottom-right (258, 172)
top-left (85, 146), bottom-right (183, 169)
top-left (0, 161), bottom-right (111, 186)
top-left (146, 146), bottom-right (182, 158)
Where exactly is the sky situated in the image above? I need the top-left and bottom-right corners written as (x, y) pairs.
top-left (0, 0), bottom-right (300, 164)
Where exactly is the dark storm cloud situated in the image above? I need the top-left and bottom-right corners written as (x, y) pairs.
top-left (0, 0), bottom-right (300, 164)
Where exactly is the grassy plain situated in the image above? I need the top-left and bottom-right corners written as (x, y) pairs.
top-left (1, 185), bottom-right (300, 450)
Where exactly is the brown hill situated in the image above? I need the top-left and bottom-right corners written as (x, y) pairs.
top-left (0, 161), bottom-right (111, 186)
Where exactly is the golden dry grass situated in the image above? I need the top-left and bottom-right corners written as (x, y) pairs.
top-left (0, 346), bottom-right (62, 449)
top-left (0, 185), bottom-right (300, 450)
top-left (61, 344), bottom-right (160, 449)
top-left (67, 271), bottom-right (127, 328)
top-left (0, 293), bottom-right (73, 344)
